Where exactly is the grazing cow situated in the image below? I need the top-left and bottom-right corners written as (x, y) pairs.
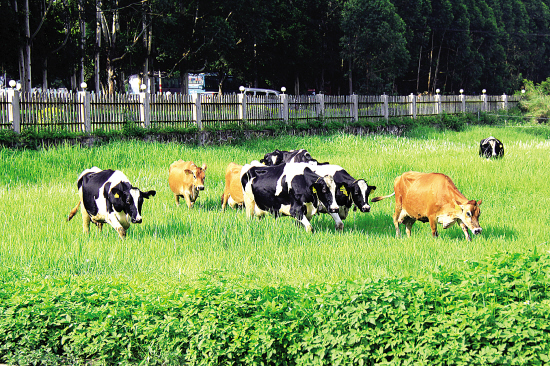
top-left (168, 160), bottom-right (207, 208)
top-left (371, 171), bottom-right (482, 240)
top-left (312, 164), bottom-right (376, 230)
top-left (240, 163), bottom-right (339, 232)
top-left (221, 162), bottom-right (245, 210)
top-left (221, 161), bottom-right (265, 210)
top-left (479, 136), bottom-right (504, 158)
top-left (260, 149), bottom-right (318, 166)
top-left (67, 167), bottom-right (156, 239)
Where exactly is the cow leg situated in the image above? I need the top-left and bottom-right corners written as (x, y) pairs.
top-left (291, 205), bottom-right (313, 232)
top-left (243, 191), bottom-right (256, 219)
top-left (174, 194), bottom-right (180, 206)
top-left (183, 193), bottom-right (194, 209)
top-left (80, 206), bottom-right (91, 234)
top-left (97, 223), bottom-right (103, 233)
top-left (393, 206), bottom-right (402, 238)
top-left (403, 217), bottom-right (416, 237)
top-left (428, 217), bottom-right (439, 238)
top-left (107, 213), bottom-right (127, 240)
top-left (459, 222), bottom-right (472, 241)
top-left (338, 206), bottom-right (349, 221)
top-left (330, 212), bottom-right (344, 231)
top-left (221, 192), bottom-right (228, 211)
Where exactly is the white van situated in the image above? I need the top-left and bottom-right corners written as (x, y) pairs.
top-left (242, 88), bottom-right (280, 97)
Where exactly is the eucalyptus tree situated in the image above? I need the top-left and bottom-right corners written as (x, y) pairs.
top-left (341, 0), bottom-right (409, 94)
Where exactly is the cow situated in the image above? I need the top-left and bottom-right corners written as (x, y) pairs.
top-left (260, 149), bottom-right (319, 166)
top-left (221, 160), bottom-right (265, 211)
top-left (168, 160), bottom-right (207, 208)
top-left (67, 167), bottom-right (156, 239)
top-left (371, 171), bottom-right (482, 241)
top-left (221, 162), bottom-right (245, 210)
top-left (240, 162), bottom-right (339, 232)
top-left (479, 136), bottom-right (504, 158)
top-left (311, 164), bottom-right (376, 230)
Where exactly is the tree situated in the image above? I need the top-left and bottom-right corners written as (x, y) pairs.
top-left (341, 0), bottom-right (410, 94)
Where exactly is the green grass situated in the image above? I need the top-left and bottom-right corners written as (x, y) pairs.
top-left (1, 125), bottom-right (549, 287)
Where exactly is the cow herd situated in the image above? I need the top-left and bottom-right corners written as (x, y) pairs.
top-left (67, 137), bottom-right (504, 241)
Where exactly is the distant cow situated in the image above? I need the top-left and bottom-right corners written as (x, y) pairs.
top-left (168, 160), bottom-right (207, 208)
top-left (67, 167), bottom-right (156, 239)
top-left (312, 164), bottom-right (376, 230)
top-left (241, 163), bottom-right (339, 232)
top-left (479, 136), bottom-right (504, 158)
top-left (260, 149), bottom-right (318, 166)
top-left (371, 171), bottom-right (482, 240)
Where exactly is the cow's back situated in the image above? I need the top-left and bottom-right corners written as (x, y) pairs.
top-left (397, 172), bottom-right (466, 216)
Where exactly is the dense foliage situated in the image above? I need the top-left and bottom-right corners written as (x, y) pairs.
top-left (2, 0), bottom-right (550, 95)
top-left (1, 251), bottom-right (549, 365)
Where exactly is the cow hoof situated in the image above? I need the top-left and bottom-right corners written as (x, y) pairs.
top-left (336, 223), bottom-right (344, 231)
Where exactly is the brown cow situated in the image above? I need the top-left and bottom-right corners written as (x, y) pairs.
top-left (221, 162), bottom-right (244, 210)
top-left (371, 171), bottom-right (482, 240)
top-left (168, 160), bottom-right (207, 208)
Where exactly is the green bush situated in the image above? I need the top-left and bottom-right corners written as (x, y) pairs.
top-left (1, 251), bottom-right (549, 365)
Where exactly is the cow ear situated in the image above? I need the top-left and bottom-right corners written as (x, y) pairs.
top-left (453, 199), bottom-right (462, 212)
top-left (184, 169), bottom-right (193, 175)
top-left (201, 163), bottom-right (207, 171)
top-left (370, 185), bottom-right (377, 191)
top-left (477, 199), bottom-right (482, 206)
top-left (142, 190), bottom-right (156, 199)
top-left (111, 187), bottom-right (124, 201)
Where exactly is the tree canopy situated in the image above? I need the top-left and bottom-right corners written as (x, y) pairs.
top-left (2, 0), bottom-right (549, 94)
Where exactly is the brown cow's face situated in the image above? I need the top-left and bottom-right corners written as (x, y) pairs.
top-left (186, 164), bottom-right (207, 191)
top-left (456, 199), bottom-right (482, 235)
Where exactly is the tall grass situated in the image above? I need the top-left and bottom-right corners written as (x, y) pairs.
top-left (1, 126), bottom-right (549, 287)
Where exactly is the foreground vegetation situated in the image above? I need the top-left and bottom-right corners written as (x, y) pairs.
top-left (0, 121), bottom-right (549, 363)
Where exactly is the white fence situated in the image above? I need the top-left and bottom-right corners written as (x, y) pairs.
top-left (0, 90), bottom-right (519, 133)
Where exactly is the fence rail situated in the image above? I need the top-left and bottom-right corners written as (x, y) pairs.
top-left (0, 90), bottom-right (520, 133)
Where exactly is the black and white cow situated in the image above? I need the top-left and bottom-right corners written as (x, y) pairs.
top-left (240, 162), bottom-right (339, 232)
top-left (310, 165), bottom-right (377, 230)
top-left (260, 149), bottom-right (319, 166)
top-left (67, 167), bottom-right (156, 239)
top-left (479, 136), bottom-right (504, 158)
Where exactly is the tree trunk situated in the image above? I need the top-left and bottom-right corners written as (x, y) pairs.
top-left (79, 0), bottom-right (86, 86)
top-left (23, 0), bottom-right (31, 93)
top-left (42, 58), bottom-right (48, 90)
top-left (95, 0), bottom-right (102, 93)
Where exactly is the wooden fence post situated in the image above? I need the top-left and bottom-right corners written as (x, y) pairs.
top-left (238, 93), bottom-right (247, 121)
top-left (280, 93), bottom-right (289, 122)
top-left (316, 94), bottom-right (325, 119)
top-left (7, 88), bottom-right (21, 133)
top-left (78, 90), bottom-right (91, 133)
top-left (139, 91), bottom-right (150, 128)
top-left (460, 93), bottom-right (466, 113)
top-left (409, 93), bottom-right (417, 119)
top-left (192, 93), bottom-right (202, 130)
top-left (352, 94), bottom-right (359, 121)
top-left (383, 94), bottom-right (389, 121)
top-left (482, 91), bottom-right (487, 112)
top-left (502, 93), bottom-right (508, 110)
top-left (435, 93), bottom-right (441, 114)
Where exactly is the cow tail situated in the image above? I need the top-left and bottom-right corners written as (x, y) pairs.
top-left (67, 200), bottom-right (81, 222)
top-left (371, 192), bottom-right (395, 203)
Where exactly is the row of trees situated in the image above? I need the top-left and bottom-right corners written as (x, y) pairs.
top-left (2, 0), bottom-right (550, 95)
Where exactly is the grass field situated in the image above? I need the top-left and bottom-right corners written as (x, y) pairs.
top-left (1, 125), bottom-right (549, 287)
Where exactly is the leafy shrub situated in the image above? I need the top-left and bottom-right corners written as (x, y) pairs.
top-left (1, 251), bottom-right (550, 365)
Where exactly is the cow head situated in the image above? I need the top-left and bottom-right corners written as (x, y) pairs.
top-left (185, 163), bottom-right (207, 191)
top-left (260, 150), bottom-right (284, 166)
top-left (455, 199), bottom-right (482, 235)
top-left (348, 180), bottom-right (377, 212)
top-left (109, 182), bottom-right (156, 224)
top-left (304, 168), bottom-right (339, 213)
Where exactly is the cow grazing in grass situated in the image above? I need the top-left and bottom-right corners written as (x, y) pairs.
top-left (240, 162), bottom-right (339, 232)
top-left (221, 162), bottom-right (245, 210)
top-left (260, 149), bottom-right (319, 166)
top-left (67, 167), bottom-right (156, 239)
top-left (312, 164), bottom-right (376, 230)
top-left (168, 160), bottom-right (207, 208)
top-left (221, 160), bottom-right (266, 210)
top-left (371, 171), bottom-right (482, 240)
top-left (479, 136), bottom-right (504, 158)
